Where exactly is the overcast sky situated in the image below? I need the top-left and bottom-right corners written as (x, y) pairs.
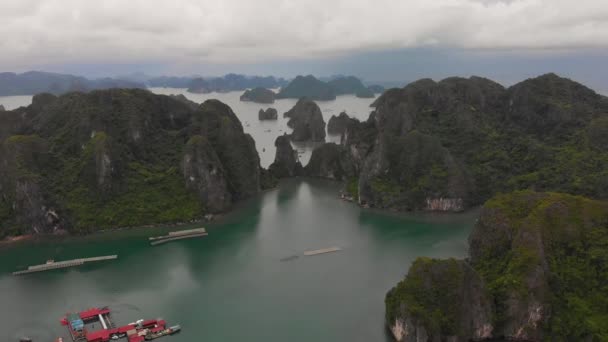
top-left (1, 0), bottom-right (607, 89)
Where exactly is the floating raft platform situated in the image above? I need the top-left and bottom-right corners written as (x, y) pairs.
top-left (303, 246), bottom-right (341, 256)
top-left (13, 255), bottom-right (117, 276)
top-left (149, 227), bottom-right (207, 246)
top-left (61, 306), bottom-right (180, 342)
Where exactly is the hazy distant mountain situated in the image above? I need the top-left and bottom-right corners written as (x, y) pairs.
top-left (318, 74), bottom-right (347, 82)
top-left (186, 74), bottom-right (287, 93)
top-left (277, 75), bottom-right (379, 100)
top-left (367, 85), bottom-right (385, 94)
top-left (0, 71), bottom-right (144, 96)
top-left (147, 76), bottom-right (194, 88)
top-left (327, 76), bottom-right (368, 95)
top-left (276, 75), bottom-right (336, 101)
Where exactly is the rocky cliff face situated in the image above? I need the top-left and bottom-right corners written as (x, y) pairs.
top-left (240, 87), bottom-right (276, 104)
top-left (327, 111), bottom-right (352, 136)
top-left (268, 134), bottom-right (302, 178)
top-left (182, 135), bottom-right (232, 213)
top-left (386, 258), bottom-right (494, 342)
top-left (190, 99), bottom-right (261, 200)
top-left (304, 143), bottom-right (356, 181)
top-left (258, 107), bottom-right (278, 120)
top-left (300, 74), bottom-right (608, 212)
top-left (0, 135), bottom-right (63, 235)
top-left (387, 191), bottom-right (608, 341)
top-left (0, 104), bottom-right (5, 111)
top-left (284, 98), bottom-right (326, 142)
top-left (357, 131), bottom-right (470, 211)
top-left (0, 89), bottom-right (264, 236)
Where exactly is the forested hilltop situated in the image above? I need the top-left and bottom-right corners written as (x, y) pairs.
top-left (369, 74), bottom-right (608, 341)
top-left (304, 73), bottom-right (608, 211)
top-left (0, 89), bottom-right (275, 237)
top-left (386, 191), bottom-right (608, 341)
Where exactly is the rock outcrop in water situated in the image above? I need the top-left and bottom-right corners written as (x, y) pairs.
top-left (268, 134), bottom-right (302, 178)
top-left (0, 89), bottom-right (268, 237)
top-left (277, 75), bottom-right (336, 101)
top-left (386, 191), bottom-right (608, 341)
top-left (258, 108), bottom-right (278, 120)
top-left (301, 74), bottom-right (608, 212)
top-left (240, 87), bottom-right (276, 104)
top-left (0, 105), bottom-right (5, 111)
top-left (284, 98), bottom-right (326, 142)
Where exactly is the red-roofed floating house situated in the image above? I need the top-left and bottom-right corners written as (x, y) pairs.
top-left (60, 307), bottom-right (180, 341)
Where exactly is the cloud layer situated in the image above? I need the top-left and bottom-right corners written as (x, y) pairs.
top-left (1, 0), bottom-right (607, 67)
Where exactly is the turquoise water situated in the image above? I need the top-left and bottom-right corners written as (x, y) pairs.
top-left (0, 179), bottom-right (476, 341)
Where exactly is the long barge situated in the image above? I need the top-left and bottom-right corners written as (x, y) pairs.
top-left (61, 307), bottom-right (180, 342)
top-left (148, 227), bottom-right (207, 246)
top-left (13, 255), bottom-right (118, 275)
top-left (303, 246), bottom-right (341, 256)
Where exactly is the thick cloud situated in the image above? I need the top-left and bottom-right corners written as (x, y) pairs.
top-left (0, 0), bottom-right (607, 67)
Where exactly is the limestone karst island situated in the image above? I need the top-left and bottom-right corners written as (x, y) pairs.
top-left (1, 1), bottom-right (607, 341)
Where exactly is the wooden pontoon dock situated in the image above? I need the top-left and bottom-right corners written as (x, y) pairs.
top-left (149, 227), bottom-right (208, 246)
top-left (13, 255), bottom-right (118, 275)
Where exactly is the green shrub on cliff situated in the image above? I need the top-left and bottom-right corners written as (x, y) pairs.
top-left (386, 258), bottom-right (464, 335)
top-left (389, 191), bottom-right (608, 341)
top-left (354, 74), bottom-right (608, 210)
top-left (477, 191), bottom-right (608, 340)
top-left (0, 89), bottom-right (263, 235)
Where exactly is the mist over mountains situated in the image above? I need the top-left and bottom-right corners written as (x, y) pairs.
top-left (0, 70), bottom-right (392, 97)
top-left (0, 71), bottom-right (144, 96)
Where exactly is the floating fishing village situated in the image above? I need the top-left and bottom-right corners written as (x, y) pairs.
top-left (11, 226), bottom-right (342, 341)
top-left (12, 228), bottom-right (209, 341)
top-left (61, 307), bottom-right (180, 342)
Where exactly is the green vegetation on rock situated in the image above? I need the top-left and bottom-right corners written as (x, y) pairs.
top-left (308, 74), bottom-right (608, 211)
top-left (240, 87), bottom-right (275, 104)
top-left (386, 258), bottom-right (464, 334)
top-left (277, 75), bottom-right (336, 101)
top-left (472, 191), bottom-right (608, 340)
top-left (0, 89), bottom-right (265, 236)
top-left (386, 191), bottom-right (608, 341)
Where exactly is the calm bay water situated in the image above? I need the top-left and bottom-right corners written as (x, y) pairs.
top-left (0, 179), bottom-right (476, 341)
top-left (0, 90), bottom-right (476, 341)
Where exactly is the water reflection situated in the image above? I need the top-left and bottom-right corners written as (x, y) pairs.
top-left (0, 179), bottom-right (476, 341)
